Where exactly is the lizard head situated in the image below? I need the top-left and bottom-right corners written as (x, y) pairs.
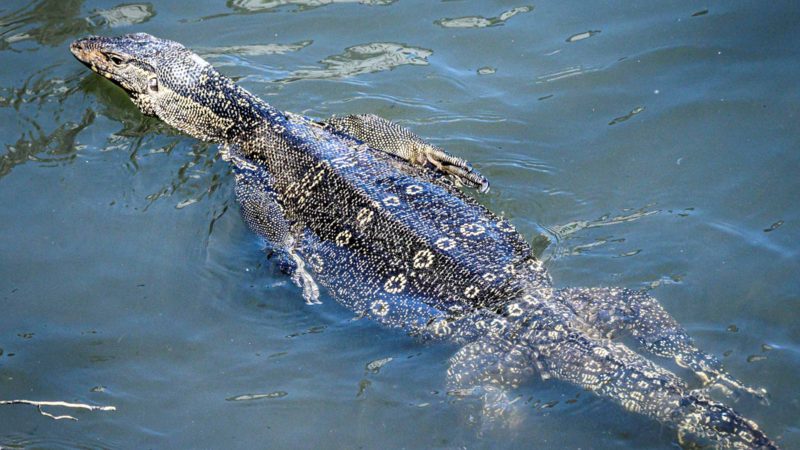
top-left (71, 33), bottom-right (263, 142)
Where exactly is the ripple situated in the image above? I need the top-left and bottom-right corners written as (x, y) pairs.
top-left (226, 391), bottom-right (288, 401)
top-left (547, 207), bottom-right (660, 260)
top-left (0, 434), bottom-right (120, 449)
top-left (707, 220), bottom-right (796, 258)
top-left (0, 1), bottom-right (155, 50)
top-left (608, 106), bottom-right (645, 125)
top-left (566, 30), bottom-right (601, 43)
top-left (482, 157), bottom-right (554, 175)
top-left (280, 42), bottom-right (432, 82)
top-left (199, 40), bottom-right (313, 58)
top-left (763, 220), bottom-right (784, 233)
top-left (365, 356), bottom-right (392, 373)
top-left (90, 3), bottom-right (156, 28)
top-left (535, 65), bottom-right (599, 83)
top-left (228, 0), bottom-right (395, 13)
top-left (0, 65), bottom-right (82, 110)
top-left (550, 207), bottom-right (660, 240)
top-left (0, 109), bottom-right (94, 179)
top-left (435, 5), bottom-right (533, 29)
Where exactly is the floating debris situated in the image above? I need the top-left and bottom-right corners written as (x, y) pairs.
top-left (727, 324), bottom-right (739, 333)
top-left (747, 355), bottom-right (767, 363)
top-left (692, 9), bottom-right (709, 17)
top-left (477, 66), bottom-right (496, 75)
top-left (566, 30), bottom-right (601, 43)
top-left (226, 391), bottom-right (288, 401)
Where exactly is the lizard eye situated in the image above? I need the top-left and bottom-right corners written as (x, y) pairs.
top-left (148, 77), bottom-right (159, 92)
top-left (108, 54), bottom-right (125, 65)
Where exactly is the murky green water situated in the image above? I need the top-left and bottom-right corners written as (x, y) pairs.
top-left (1, 1), bottom-right (798, 448)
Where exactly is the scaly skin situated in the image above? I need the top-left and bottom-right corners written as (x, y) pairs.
top-left (71, 33), bottom-right (776, 449)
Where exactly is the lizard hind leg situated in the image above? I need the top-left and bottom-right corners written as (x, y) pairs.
top-left (509, 294), bottom-right (777, 449)
top-left (557, 287), bottom-right (767, 400)
top-left (446, 335), bottom-right (534, 432)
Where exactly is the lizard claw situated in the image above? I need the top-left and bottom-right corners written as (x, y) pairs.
top-left (423, 147), bottom-right (490, 193)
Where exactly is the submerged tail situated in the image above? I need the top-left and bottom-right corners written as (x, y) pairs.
top-left (447, 288), bottom-right (777, 448)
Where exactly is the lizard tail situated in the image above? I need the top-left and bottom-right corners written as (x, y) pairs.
top-left (512, 292), bottom-right (778, 449)
top-left (447, 289), bottom-right (777, 448)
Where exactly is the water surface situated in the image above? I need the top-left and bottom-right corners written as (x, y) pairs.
top-left (1, 1), bottom-right (798, 448)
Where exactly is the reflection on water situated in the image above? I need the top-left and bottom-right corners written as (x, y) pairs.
top-left (0, 109), bottom-right (93, 178)
top-left (0, 1), bottom-right (155, 50)
top-left (608, 106), bottom-right (645, 126)
top-left (199, 40), bottom-right (312, 58)
top-left (0, 64), bottom-right (79, 111)
top-left (547, 207), bottom-right (660, 259)
top-left (434, 5), bottom-right (533, 29)
top-left (227, 0), bottom-right (395, 13)
top-left (281, 42), bottom-right (432, 82)
top-left (566, 30), bottom-right (601, 43)
top-left (90, 3), bottom-right (155, 28)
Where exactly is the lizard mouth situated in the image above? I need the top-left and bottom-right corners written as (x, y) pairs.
top-left (70, 37), bottom-right (134, 91)
top-left (70, 37), bottom-right (109, 73)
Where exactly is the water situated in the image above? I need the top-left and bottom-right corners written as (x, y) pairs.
top-left (1, 1), bottom-right (798, 448)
